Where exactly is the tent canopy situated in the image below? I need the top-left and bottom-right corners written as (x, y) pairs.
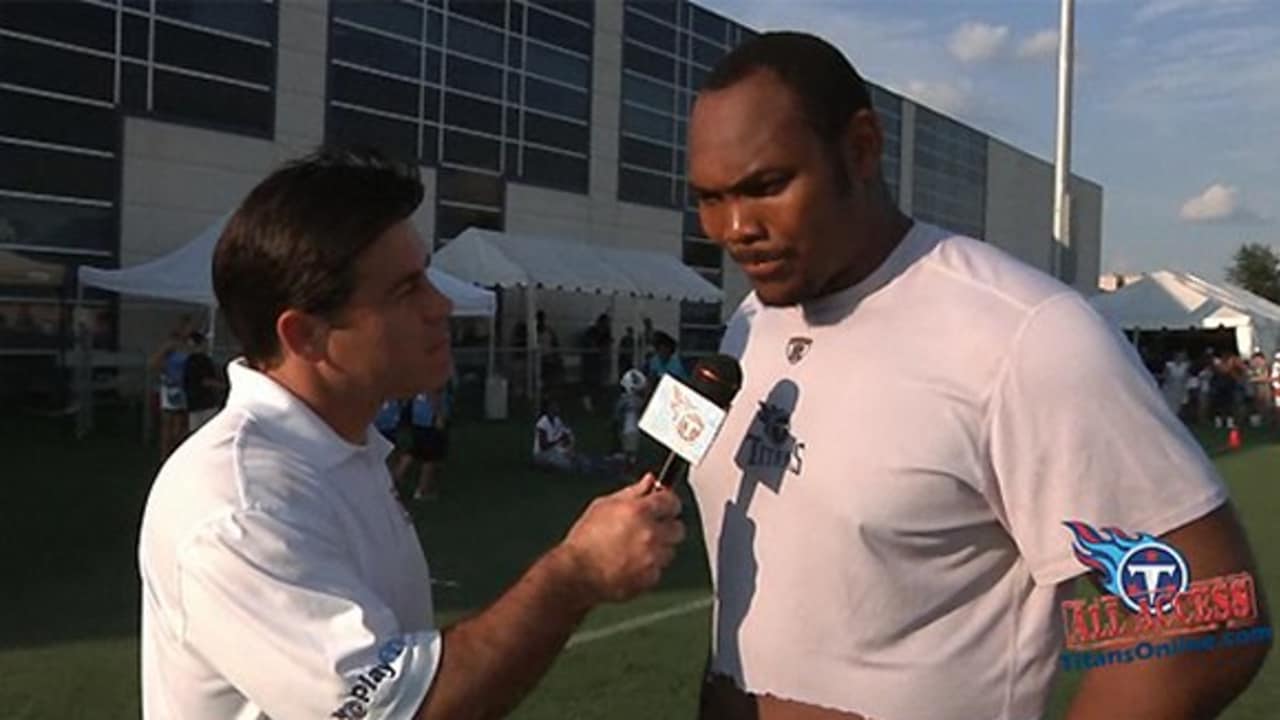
top-left (77, 216), bottom-right (496, 317)
top-left (1089, 270), bottom-right (1280, 356)
top-left (433, 228), bottom-right (724, 303)
top-left (0, 249), bottom-right (66, 287)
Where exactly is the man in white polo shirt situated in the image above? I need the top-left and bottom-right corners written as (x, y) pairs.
top-left (686, 32), bottom-right (1269, 719)
top-left (138, 148), bottom-right (685, 719)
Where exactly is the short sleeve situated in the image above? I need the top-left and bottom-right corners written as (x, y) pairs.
top-left (178, 507), bottom-right (441, 720)
top-left (987, 293), bottom-right (1228, 586)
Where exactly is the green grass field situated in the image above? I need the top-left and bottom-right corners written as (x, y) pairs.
top-left (1, 403), bottom-right (1276, 719)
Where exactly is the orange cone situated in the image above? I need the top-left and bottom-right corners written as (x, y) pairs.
top-left (1228, 427), bottom-right (1242, 450)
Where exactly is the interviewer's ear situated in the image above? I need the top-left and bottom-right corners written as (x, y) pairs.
top-left (276, 309), bottom-right (328, 362)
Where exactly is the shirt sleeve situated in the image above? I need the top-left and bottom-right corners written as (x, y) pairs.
top-left (987, 292), bottom-right (1229, 587)
top-left (178, 505), bottom-right (441, 720)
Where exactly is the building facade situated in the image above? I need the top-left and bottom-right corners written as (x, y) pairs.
top-left (0, 0), bottom-right (1103, 363)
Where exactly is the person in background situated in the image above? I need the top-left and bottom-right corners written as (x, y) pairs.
top-left (184, 332), bottom-right (226, 434)
top-left (533, 398), bottom-right (591, 474)
top-left (407, 382), bottom-right (453, 502)
top-left (645, 331), bottom-right (688, 387)
top-left (613, 369), bottom-right (648, 468)
top-left (1248, 351), bottom-right (1270, 427)
top-left (151, 322), bottom-right (191, 459)
top-left (1161, 350), bottom-right (1190, 419)
top-left (619, 326), bottom-right (637, 374)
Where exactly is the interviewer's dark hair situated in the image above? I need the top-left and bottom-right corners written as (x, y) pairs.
top-left (212, 147), bottom-right (423, 366)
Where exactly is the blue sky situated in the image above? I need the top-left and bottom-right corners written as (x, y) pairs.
top-left (698, 0), bottom-right (1280, 281)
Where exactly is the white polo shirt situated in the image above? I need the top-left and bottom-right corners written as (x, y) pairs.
top-left (139, 361), bottom-right (440, 720)
top-left (691, 222), bottom-right (1228, 719)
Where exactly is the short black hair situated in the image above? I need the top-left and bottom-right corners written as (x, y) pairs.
top-left (702, 31), bottom-right (873, 148)
top-left (212, 146), bottom-right (423, 366)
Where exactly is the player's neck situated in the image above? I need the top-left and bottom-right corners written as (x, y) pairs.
top-left (820, 208), bottom-right (914, 299)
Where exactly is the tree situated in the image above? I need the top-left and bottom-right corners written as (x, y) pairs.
top-left (1225, 243), bottom-right (1280, 303)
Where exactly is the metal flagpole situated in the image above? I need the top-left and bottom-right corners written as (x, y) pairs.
top-left (1052, 0), bottom-right (1076, 283)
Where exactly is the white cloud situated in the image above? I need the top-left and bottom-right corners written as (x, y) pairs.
top-left (1017, 30), bottom-right (1059, 61)
top-left (905, 79), bottom-right (974, 115)
top-left (1136, 0), bottom-right (1256, 23)
top-left (948, 21), bottom-right (1009, 63)
top-left (1179, 184), bottom-right (1268, 224)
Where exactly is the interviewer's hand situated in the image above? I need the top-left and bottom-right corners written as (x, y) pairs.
top-left (560, 473), bottom-right (685, 603)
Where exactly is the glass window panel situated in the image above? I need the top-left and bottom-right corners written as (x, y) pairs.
top-left (507, 37), bottom-right (522, 67)
top-left (332, 0), bottom-right (420, 40)
top-left (153, 70), bottom-right (273, 135)
top-left (621, 104), bottom-right (673, 143)
top-left (421, 122), bottom-right (439, 164)
top-left (424, 48), bottom-right (442, 83)
top-left (155, 21), bottom-right (274, 85)
top-left (328, 104), bottom-right (418, 160)
top-left (436, 202), bottom-right (502, 241)
top-left (520, 147), bottom-right (587, 193)
top-left (0, 37), bottom-right (114, 102)
top-left (506, 73), bottom-right (520, 102)
top-left (620, 135), bottom-right (672, 173)
top-left (680, 299), bottom-right (722, 324)
top-left (529, 0), bottom-right (592, 23)
top-left (0, 196), bottom-right (115, 252)
top-left (690, 5), bottom-right (727, 42)
top-left (0, 143), bottom-right (116, 200)
top-left (443, 129), bottom-right (502, 171)
top-left (121, 61), bottom-right (148, 112)
top-left (423, 86), bottom-right (441, 121)
top-left (331, 24), bottom-right (421, 78)
top-left (679, 325), bottom-right (723, 353)
top-left (426, 9), bottom-right (443, 44)
top-left (624, 8), bottom-right (675, 53)
top-left (447, 16), bottom-right (503, 61)
top-left (505, 108), bottom-right (520, 134)
top-left (623, 41), bottom-right (674, 82)
top-left (507, 1), bottom-right (524, 33)
top-left (444, 92), bottom-right (502, 135)
top-left (0, 89), bottom-right (116, 151)
top-left (451, 0), bottom-right (506, 29)
top-left (692, 38), bottom-right (724, 67)
top-left (621, 73), bottom-right (673, 113)
top-left (155, 0), bottom-right (275, 40)
top-left (504, 142), bottom-right (518, 175)
top-left (526, 7), bottom-right (591, 55)
top-left (0, 0), bottom-right (117, 52)
top-left (123, 13), bottom-right (149, 59)
top-left (331, 65), bottom-right (419, 117)
top-left (524, 77), bottom-right (588, 119)
top-left (438, 167), bottom-right (504, 207)
top-left (619, 167), bottom-right (673, 207)
top-left (688, 64), bottom-right (708, 91)
top-left (526, 43), bottom-right (589, 87)
top-left (630, 1), bottom-right (676, 24)
top-left (523, 111), bottom-right (587, 153)
top-left (682, 240), bottom-right (722, 270)
top-left (445, 54), bottom-right (503, 97)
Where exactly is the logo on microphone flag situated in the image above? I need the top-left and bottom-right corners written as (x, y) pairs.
top-left (639, 373), bottom-right (728, 465)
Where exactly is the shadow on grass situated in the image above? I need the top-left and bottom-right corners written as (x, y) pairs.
top-left (0, 399), bottom-right (712, 651)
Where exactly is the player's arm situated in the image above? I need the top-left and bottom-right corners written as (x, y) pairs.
top-left (1064, 503), bottom-right (1271, 720)
top-left (417, 475), bottom-right (685, 720)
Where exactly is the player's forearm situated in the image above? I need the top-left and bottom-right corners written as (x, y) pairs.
top-left (417, 544), bottom-right (594, 720)
top-left (1064, 639), bottom-right (1271, 720)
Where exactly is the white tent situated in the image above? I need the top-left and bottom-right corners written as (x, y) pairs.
top-left (78, 216), bottom-right (497, 319)
top-left (432, 227), bottom-right (723, 302)
top-left (432, 228), bottom-right (724, 400)
top-left (0, 249), bottom-right (67, 287)
top-left (1089, 270), bottom-right (1280, 357)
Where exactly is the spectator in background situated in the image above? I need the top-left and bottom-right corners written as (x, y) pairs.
top-left (407, 382), bottom-right (453, 501)
top-left (184, 332), bottom-right (226, 434)
top-left (1161, 350), bottom-right (1190, 418)
top-left (1248, 351), bottom-right (1270, 427)
top-left (533, 398), bottom-right (593, 474)
top-left (151, 324), bottom-right (191, 459)
top-left (537, 311), bottom-right (563, 389)
top-left (645, 330), bottom-right (688, 387)
top-left (619, 326), bottom-right (637, 373)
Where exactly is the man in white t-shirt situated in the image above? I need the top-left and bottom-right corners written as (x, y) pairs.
top-left (685, 32), bottom-right (1269, 719)
top-left (138, 148), bottom-right (685, 720)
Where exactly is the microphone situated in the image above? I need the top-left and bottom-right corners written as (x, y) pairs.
top-left (638, 354), bottom-right (743, 489)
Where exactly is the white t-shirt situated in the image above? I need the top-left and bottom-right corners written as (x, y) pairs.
top-left (533, 414), bottom-right (571, 455)
top-left (139, 360), bottom-right (440, 720)
top-left (690, 222), bottom-right (1227, 720)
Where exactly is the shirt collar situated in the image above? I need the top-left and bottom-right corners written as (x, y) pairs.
top-left (225, 359), bottom-right (394, 468)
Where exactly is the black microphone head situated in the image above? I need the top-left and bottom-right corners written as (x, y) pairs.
top-left (688, 354), bottom-right (743, 409)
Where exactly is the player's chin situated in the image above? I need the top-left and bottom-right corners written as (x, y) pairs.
top-left (752, 278), bottom-right (807, 307)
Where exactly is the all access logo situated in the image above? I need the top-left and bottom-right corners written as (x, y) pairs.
top-left (670, 384), bottom-right (706, 443)
top-left (1064, 521), bottom-right (1188, 614)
